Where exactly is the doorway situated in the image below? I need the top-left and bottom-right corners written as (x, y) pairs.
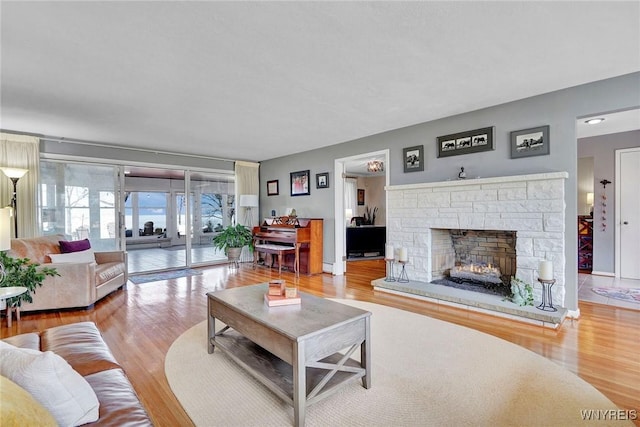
top-left (333, 149), bottom-right (390, 275)
top-left (616, 147), bottom-right (640, 280)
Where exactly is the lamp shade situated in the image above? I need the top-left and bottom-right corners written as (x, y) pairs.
top-left (0, 207), bottom-right (11, 251)
top-left (1, 167), bottom-right (28, 179)
top-left (239, 194), bottom-right (259, 208)
top-left (586, 192), bottom-right (594, 205)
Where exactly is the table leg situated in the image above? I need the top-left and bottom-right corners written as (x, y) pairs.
top-left (361, 315), bottom-right (371, 389)
top-left (293, 340), bottom-right (306, 427)
top-left (6, 306), bottom-right (11, 328)
top-left (208, 301), bottom-right (216, 354)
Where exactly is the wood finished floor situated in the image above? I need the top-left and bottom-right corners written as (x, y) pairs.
top-left (2, 260), bottom-right (639, 427)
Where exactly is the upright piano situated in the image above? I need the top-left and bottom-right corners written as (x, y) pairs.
top-left (252, 217), bottom-right (323, 275)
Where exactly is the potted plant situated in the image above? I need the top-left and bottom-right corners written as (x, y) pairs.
top-left (211, 224), bottom-right (254, 263)
top-left (0, 251), bottom-right (59, 307)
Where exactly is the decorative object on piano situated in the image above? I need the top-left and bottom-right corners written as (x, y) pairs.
top-left (212, 224), bottom-right (254, 267)
top-left (271, 216), bottom-right (299, 226)
top-left (509, 125), bottom-right (548, 159)
top-left (267, 180), bottom-right (279, 196)
top-left (290, 170), bottom-right (310, 196)
top-left (316, 172), bottom-right (329, 189)
top-left (357, 189), bottom-right (365, 206)
top-left (362, 206), bottom-right (377, 225)
top-left (403, 145), bottom-right (424, 172)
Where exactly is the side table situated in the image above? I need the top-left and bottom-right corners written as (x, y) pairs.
top-left (0, 286), bottom-right (28, 327)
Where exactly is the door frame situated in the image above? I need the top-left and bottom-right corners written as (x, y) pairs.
top-left (333, 149), bottom-right (390, 275)
top-left (615, 146), bottom-right (640, 278)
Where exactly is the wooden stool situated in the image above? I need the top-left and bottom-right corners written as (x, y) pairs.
top-left (254, 243), bottom-right (299, 277)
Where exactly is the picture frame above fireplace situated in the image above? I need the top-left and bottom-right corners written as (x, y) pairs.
top-left (510, 125), bottom-right (550, 158)
top-left (437, 126), bottom-right (495, 158)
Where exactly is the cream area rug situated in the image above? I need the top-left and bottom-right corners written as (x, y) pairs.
top-left (165, 299), bottom-right (627, 426)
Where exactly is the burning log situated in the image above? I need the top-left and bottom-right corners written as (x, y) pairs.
top-left (449, 262), bottom-right (503, 285)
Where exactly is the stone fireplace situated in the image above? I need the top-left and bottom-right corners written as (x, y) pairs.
top-left (386, 172), bottom-right (568, 306)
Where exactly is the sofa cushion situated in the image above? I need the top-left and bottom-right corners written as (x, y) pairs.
top-left (96, 262), bottom-right (126, 286)
top-left (0, 375), bottom-right (57, 427)
top-left (49, 249), bottom-right (95, 264)
top-left (84, 369), bottom-right (153, 426)
top-left (9, 234), bottom-right (64, 264)
top-left (0, 340), bottom-right (100, 426)
top-left (41, 322), bottom-right (121, 377)
top-left (2, 332), bottom-right (41, 350)
top-left (59, 238), bottom-right (91, 253)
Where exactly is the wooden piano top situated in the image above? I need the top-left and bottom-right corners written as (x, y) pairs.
top-left (252, 217), bottom-right (323, 244)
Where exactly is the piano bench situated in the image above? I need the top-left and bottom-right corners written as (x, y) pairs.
top-left (253, 244), bottom-right (298, 277)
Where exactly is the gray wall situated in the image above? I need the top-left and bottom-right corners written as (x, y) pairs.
top-left (578, 130), bottom-right (640, 274)
top-left (260, 71), bottom-right (640, 312)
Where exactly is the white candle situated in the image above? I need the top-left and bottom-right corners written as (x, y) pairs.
top-left (539, 260), bottom-right (553, 280)
top-left (385, 244), bottom-right (395, 260)
top-left (398, 247), bottom-right (408, 262)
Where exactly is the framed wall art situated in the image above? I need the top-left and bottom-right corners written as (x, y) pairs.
top-left (316, 172), bottom-right (329, 189)
top-left (510, 125), bottom-right (550, 158)
top-left (290, 170), bottom-right (310, 196)
top-left (403, 145), bottom-right (424, 172)
top-left (437, 126), bottom-right (495, 158)
top-left (267, 179), bottom-right (279, 196)
top-left (357, 189), bottom-right (365, 205)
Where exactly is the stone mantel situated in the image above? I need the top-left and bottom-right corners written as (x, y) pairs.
top-left (385, 172), bottom-right (569, 192)
top-left (384, 171), bottom-right (569, 307)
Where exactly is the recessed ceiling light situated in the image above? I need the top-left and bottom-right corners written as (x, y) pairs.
top-left (585, 118), bottom-right (605, 125)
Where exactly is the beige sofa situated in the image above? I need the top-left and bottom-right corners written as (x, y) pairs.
top-left (8, 234), bottom-right (128, 312)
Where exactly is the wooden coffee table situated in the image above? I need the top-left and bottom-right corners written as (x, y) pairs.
top-left (207, 284), bottom-right (371, 427)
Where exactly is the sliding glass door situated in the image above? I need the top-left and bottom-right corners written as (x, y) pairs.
top-left (39, 161), bottom-right (119, 251)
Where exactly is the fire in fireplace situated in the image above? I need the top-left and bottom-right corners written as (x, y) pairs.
top-left (430, 229), bottom-right (516, 297)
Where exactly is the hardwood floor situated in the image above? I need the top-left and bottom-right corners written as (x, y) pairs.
top-left (2, 259), bottom-right (639, 426)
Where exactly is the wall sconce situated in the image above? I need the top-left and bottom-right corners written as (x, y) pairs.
top-left (367, 160), bottom-right (384, 173)
top-left (1, 167), bottom-right (28, 238)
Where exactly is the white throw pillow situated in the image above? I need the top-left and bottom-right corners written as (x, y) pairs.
top-left (0, 340), bottom-right (100, 427)
top-left (48, 249), bottom-right (95, 264)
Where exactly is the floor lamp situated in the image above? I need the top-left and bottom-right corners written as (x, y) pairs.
top-left (1, 168), bottom-right (28, 238)
top-left (239, 194), bottom-right (259, 227)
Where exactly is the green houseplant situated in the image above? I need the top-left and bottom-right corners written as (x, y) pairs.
top-left (211, 224), bottom-right (254, 262)
top-left (0, 251), bottom-right (59, 307)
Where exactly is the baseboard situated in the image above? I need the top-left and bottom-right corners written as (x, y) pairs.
top-left (591, 270), bottom-right (615, 277)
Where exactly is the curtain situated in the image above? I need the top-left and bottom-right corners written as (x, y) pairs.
top-left (344, 178), bottom-right (357, 224)
top-left (0, 133), bottom-right (40, 238)
top-left (235, 161), bottom-right (259, 262)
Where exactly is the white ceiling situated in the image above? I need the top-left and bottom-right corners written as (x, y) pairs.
top-left (1, 2), bottom-right (639, 163)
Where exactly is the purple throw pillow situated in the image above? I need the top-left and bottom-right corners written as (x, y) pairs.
top-left (59, 239), bottom-right (91, 253)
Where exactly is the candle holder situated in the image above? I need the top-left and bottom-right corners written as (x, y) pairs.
top-left (384, 258), bottom-right (396, 282)
top-left (397, 261), bottom-right (409, 283)
top-left (536, 278), bottom-right (557, 312)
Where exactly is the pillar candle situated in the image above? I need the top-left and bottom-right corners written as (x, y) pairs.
top-left (398, 247), bottom-right (408, 262)
top-left (385, 244), bottom-right (395, 260)
top-left (539, 260), bottom-right (553, 280)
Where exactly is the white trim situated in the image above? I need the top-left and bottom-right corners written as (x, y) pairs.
top-left (334, 149), bottom-right (390, 276)
top-left (590, 270), bottom-right (615, 277)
